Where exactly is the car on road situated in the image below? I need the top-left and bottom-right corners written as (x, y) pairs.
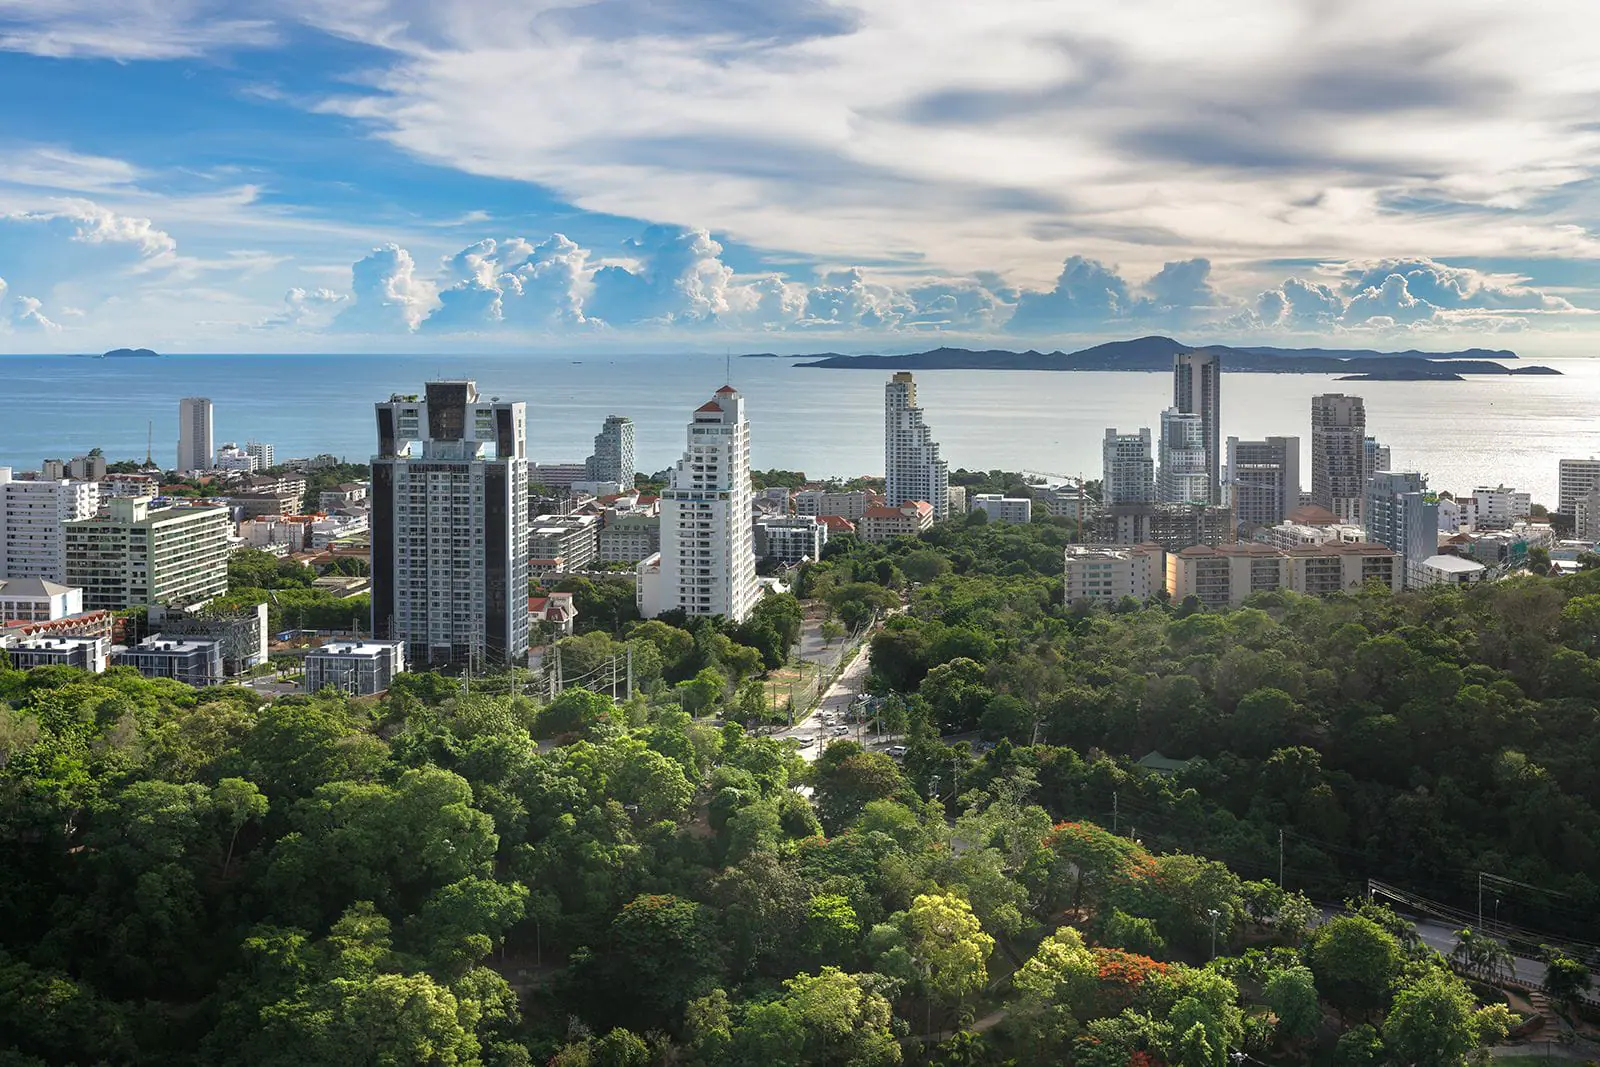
top-left (888, 745), bottom-right (908, 757)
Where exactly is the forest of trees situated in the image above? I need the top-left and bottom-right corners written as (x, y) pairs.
top-left (0, 509), bottom-right (1593, 1064)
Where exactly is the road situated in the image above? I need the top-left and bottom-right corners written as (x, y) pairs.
top-left (1320, 907), bottom-right (1548, 989)
top-left (772, 633), bottom-right (903, 763)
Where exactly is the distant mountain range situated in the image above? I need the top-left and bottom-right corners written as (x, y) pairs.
top-left (743, 336), bottom-right (1560, 377)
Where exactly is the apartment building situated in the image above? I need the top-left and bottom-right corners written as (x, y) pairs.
top-left (529, 513), bottom-right (601, 572)
top-left (794, 489), bottom-right (875, 521)
top-left (177, 397), bottom-right (214, 474)
top-left (0, 578), bottom-right (83, 622)
top-left (599, 514), bottom-right (662, 563)
top-left (64, 497), bottom-right (231, 611)
top-left (304, 640), bottom-right (407, 695)
top-left (859, 501), bottom-right (935, 543)
top-left (113, 635), bottom-right (225, 686)
top-left (754, 515), bottom-right (828, 564)
top-left (884, 372), bottom-right (950, 519)
top-left (1172, 351), bottom-right (1221, 504)
top-left (1311, 394), bottom-right (1367, 524)
top-left (1226, 436), bottom-right (1300, 530)
top-left (371, 380), bottom-right (531, 668)
top-left (1063, 544), bottom-right (1165, 605)
top-left (1166, 540), bottom-right (1401, 608)
top-left (973, 495), bottom-right (1033, 524)
top-left (0, 468), bottom-right (100, 582)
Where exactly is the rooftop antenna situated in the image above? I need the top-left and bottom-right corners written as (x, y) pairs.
top-left (725, 349), bottom-right (731, 385)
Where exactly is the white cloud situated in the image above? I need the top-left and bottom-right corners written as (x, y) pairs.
top-left (1342, 274), bottom-right (1440, 325)
top-left (333, 244), bottom-right (434, 332)
top-left (257, 286), bottom-right (346, 329)
top-left (0, 0), bottom-right (278, 60)
top-left (8, 295), bottom-right (61, 333)
top-left (1338, 258), bottom-right (1572, 311)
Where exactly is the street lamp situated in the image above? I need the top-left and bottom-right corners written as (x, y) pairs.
top-left (1208, 908), bottom-right (1221, 960)
top-left (929, 774), bottom-right (940, 802)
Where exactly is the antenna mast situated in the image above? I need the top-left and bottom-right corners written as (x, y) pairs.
top-left (146, 421), bottom-right (153, 466)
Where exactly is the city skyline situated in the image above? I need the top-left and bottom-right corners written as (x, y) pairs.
top-left (1, 3), bottom-right (1599, 352)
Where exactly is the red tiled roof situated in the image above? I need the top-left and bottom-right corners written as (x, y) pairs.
top-left (715, 385), bottom-right (737, 394)
top-left (819, 515), bottom-right (856, 532)
top-left (696, 401), bottom-right (722, 413)
top-left (528, 596), bottom-right (548, 612)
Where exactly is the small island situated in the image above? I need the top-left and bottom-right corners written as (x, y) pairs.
top-left (1338, 369), bottom-right (1466, 382)
top-left (104, 348), bottom-right (161, 358)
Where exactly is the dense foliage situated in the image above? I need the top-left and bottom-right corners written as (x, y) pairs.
top-left (805, 515), bottom-right (1600, 938)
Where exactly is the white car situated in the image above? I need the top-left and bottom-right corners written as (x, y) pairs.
top-left (888, 745), bottom-right (908, 757)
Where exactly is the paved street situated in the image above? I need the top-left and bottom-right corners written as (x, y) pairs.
top-left (772, 633), bottom-right (903, 763)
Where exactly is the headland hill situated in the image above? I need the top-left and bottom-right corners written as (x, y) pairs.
top-left (743, 335), bottom-right (1561, 377)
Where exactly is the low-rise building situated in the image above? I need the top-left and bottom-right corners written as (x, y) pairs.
top-left (532, 462), bottom-right (589, 489)
top-left (754, 515), bottom-right (828, 564)
top-left (4, 634), bottom-right (109, 672)
top-left (793, 489), bottom-right (874, 522)
top-left (1413, 554), bottom-right (1488, 587)
top-left (1063, 544), bottom-right (1165, 605)
top-left (303, 640), bottom-right (406, 695)
top-left (528, 592), bottom-right (578, 637)
top-left (0, 578), bottom-right (83, 622)
top-left (1461, 485), bottom-right (1532, 531)
top-left (599, 513), bottom-right (661, 563)
top-left (635, 552), bottom-right (664, 618)
top-left (102, 473), bottom-right (158, 498)
top-left (228, 490), bottom-right (302, 519)
top-left (1093, 503), bottom-right (1232, 551)
top-left (973, 495), bottom-right (1033, 524)
top-left (947, 485), bottom-right (968, 514)
top-left (818, 515), bottom-right (857, 538)
top-left (237, 472), bottom-right (308, 499)
top-left (1167, 541), bottom-right (1402, 607)
top-left (529, 514), bottom-right (600, 572)
top-left (146, 602), bottom-right (269, 675)
top-left (310, 515), bottom-right (368, 550)
top-left (1259, 520), bottom-right (1365, 551)
top-left (241, 516), bottom-right (310, 551)
top-left (112, 635), bottom-right (225, 686)
top-left (859, 501), bottom-right (934, 543)
top-left (1034, 484), bottom-right (1093, 522)
top-left (318, 482), bottom-right (369, 511)
top-left (214, 443), bottom-right (259, 473)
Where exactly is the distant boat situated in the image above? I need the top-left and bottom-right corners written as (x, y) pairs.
top-left (571, 360), bottom-right (583, 364)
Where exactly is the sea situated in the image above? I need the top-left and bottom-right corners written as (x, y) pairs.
top-left (2, 352), bottom-right (1598, 507)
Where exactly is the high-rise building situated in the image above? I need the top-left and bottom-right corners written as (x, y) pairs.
top-left (0, 468), bottom-right (100, 582)
top-left (1557, 458), bottom-right (1600, 516)
top-left (1365, 471), bottom-right (1439, 588)
top-left (370, 380), bottom-right (530, 668)
top-left (1226, 435), bottom-right (1300, 530)
top-left (644, 386), bottom-right (759, 621)
top-left (177, 397), bottom-right (214, 474)
top-left (1102, 428), bottom-right (1155, 505)
top-left (1363, 437), bottom-right (1390, 486)
top-left (246, 441), bottom-right (275, 470)
top-left (1311, 394), bottom-right (1368, 524)
top-left (884, 372), bottom-right (950, 519)
top-left (585, 415), bottom-right (636, 486)
top-left (64, 497), bottom-right (231, 611)
top-left (1158, 409), bottom-right (1210, 504)
top-left (1173, 351), bottom-right (1221, 504)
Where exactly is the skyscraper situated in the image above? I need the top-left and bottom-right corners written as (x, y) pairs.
top-left (370, 380), bottom-right (530, 669)
top-left (177, 397), bottom-right (214, 473)
top-left (585, 414), bottom-right (636, 486)
top-left (884, 372), bottom-right (950, 519)
top-left (1365, 471), bottom-right (1439, 588)
top-left (1158, 409), bottom-right (1210, 504)
top-left (1102, 428), bottom-right (1154, 505)
top-left (1311, 394), bottom-right (1367, 524)
top-left (1362, 436), bottom-right (1390, 487)
top-left (650, 386), bottom-right (758, 621)
top-left (1226, 436), bottom-right (1300, 530)
top-left (1172, 351), bottom-right (1221, 504)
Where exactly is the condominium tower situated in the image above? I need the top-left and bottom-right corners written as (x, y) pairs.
top-left (1557, 458), bottom-right (1600, 516)
top-left (64, 497), bottom-right (231, 611)
top-left (371, 380), bottom-right (530, 668)
top-left (1311, 394), bottom-right (1368, 524)
top-left (649, 386), bottom-right (759, 621)
top-left (177, 397), bottom-right (214, 473)
top-left (585, 415), bottom-right (636, 486)
top-left (884, 372), bottom-right (950, 519)
top-left (1158, 409), bottom-right (1210, 504)
top-left (1365, 471), bottom-right (1439, 588)
top-left (1226, 436), bottom-right (1300, 530)
top-left (1172, 351), bottom-right (1221, 504)
top-left (1102, 429), bottom-right (1155, 505)
top-left (0, 468), bottom-right (100, 582)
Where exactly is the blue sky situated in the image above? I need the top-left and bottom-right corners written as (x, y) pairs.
top-left (1, 0), bottom-right (1598, 354)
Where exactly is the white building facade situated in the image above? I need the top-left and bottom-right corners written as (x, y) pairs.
top-left (1063, 544), bottom-right (1165, 604)
top-left (585, 415), bottom-right (636, 486)
top-left (1103, 429), bottom-right (1155, 506)
top-left (1311, 394), bottom-right (1368, 525)
top-left (64, 498), bottom-right (232, 611)
top-left (754, 515), bottom-right (828, 564)
top-left (650, 386), bottom-right (759, 621)
top-left (0, 469), bottom-right (100, 582)
top-left (973, 495), bottom-right (1033, 524)
top-left (178, 397), bottom-right (215, 474)
top-left (371, 380), bottom-right (531, 668)
top-left (884, 372), bottom-right (950, 519)
top-left (1158, 409), bottom-right (1210, 505)
top-left (304, 640), bottom-right (406, 694)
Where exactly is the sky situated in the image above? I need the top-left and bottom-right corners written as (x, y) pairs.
top-left (1, 1), bottom-right (1599, 355)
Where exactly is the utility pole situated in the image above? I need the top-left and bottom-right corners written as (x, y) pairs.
top-left (1208, 908), bottom-right (1221, 960)
top-left (1279, 828), bottom-right (1285, 888)
top-left (555, 644), bottom-right (563, 693)
top-left (1113, 790), bottom-right (1119, 834)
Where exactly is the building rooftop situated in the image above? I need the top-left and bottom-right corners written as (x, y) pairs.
top-left (1421, 554), bottom-right (1488, 573)
top-left (308, 641), bottom-right (403, 657)
top-left (124, 635), bottom-right (222, 655)
top-left (0, 577), bottom-right (77, 597)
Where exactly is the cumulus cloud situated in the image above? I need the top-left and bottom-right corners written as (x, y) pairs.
top-left (1341, 274), bottom-right (1440, 325)
top-left (421, 234), bottom-right (594, 332)
top-left (1338, 258), bottom-right (1571, 311)
top-left (333, 244), bottom-right (433, 332)
top-left (1007, 256), bottom-right (1133, 332)
top-left (1138, 258), bottom-right (1233, 319)
top-left (586, 226), bottom-right (738, 326)
top-left (257, 286), bottom-right (346, 329)
top-left (1250, 277), bottom-right (1346, 328)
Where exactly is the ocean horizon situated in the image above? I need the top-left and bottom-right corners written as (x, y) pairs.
top-left (4, 351), bottom-right (1598, 507)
